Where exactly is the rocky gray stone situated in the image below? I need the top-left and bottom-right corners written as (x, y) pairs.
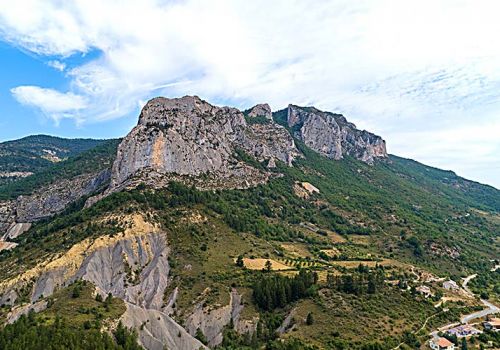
top-left (121, 302), bottom-right (207, 350)
top-left (4, 223), bottom-right (31, 240)
top-left (7, 300), bottom-right (47, 324)
top-left (185, 289), bottom-right (255, 347)
top-left (109, 96), bottom-right (301, 192)
top-left (0, 169), bottom-right (111, 240)
top-left (16, 169), bottom-right (111, 223)
top-left (287, 105), bottom-right (387, 163)
top-left (247, 103), bottom-right (272, 119)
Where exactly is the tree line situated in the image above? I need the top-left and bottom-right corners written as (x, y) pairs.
top-left (0, 312), bottom-right (142, 350)
top-left (326, 264), bottom-right (385, 295)
top-left (253, 270), bottom-right (318, 311)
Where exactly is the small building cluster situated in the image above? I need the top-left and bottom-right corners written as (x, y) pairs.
top-left (446, 324), bottom-right (481, 338)
top-left (416, 285), bottom-right (433, 298)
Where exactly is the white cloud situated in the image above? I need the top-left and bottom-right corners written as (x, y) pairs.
top-left (0, 0), bottom-right (499, 187)
top-left (10, 86), bottom-right (87, 123)
top-left (47, 60), bottom-right (66, 71)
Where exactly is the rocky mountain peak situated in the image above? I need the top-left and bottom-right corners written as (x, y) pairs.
top-left (138, 95), bottom-right (238, 127)
top-left (246, 103), bottom-right (272, 119)
top-left (107, 96), bottom-right (388, 193)
top-left (287, 104), bottom-right (387, 163)
top-left (110, 96), bottom-right (300, 191)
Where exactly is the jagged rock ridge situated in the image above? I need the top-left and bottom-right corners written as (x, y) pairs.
top-left (287, 104), bottom-right (387, 163)
top-left (109, 96), bottom-right (301, 191)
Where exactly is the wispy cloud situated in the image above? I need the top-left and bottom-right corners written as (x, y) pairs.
top-left (0, 0), bottom-right (499, 187)
top-left (47, 60), bottom-right (66, 71)
top-left (10, 86), bottom-right (87, 124)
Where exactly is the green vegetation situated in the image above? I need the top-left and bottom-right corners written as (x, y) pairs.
top-left (0, 281), bottom-right (140, 350)
top-left (244, 115), bottom-right (272, 125)
top-left (0, 313), bottom-right (141, 350)
top-left (468, 267), bottom-right (500, 302)
top-left (0, 126), bottom-right (499, 349)
top-left (35, 280), bottom-right (125, 329)
top-left (0, 135), bottom-right (109, 185)
top-left (0, 138), bottom-right (120, 200)
top-left (253, 270), bottom-right (318, 311)
top-left (326, 264), bottom-right (385, 295)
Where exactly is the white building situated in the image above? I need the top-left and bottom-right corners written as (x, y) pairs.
top-left (429, 337), bottom-right (455, 350)
top-left (443, 280), bottom-right (459, 291)
top-left (416, 285), bottom-right (433, 298)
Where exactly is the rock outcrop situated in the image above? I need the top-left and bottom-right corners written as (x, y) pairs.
top-left (246, 103), bottom-right (272, 119)
top-left (185, 289), bottom-right (253, 347)
top-left (287, 105), bottom-right (387, 163)
top-left (109, 96), bottom-right (300, 191)
top-left (0, 169), bottom-right (111, 244)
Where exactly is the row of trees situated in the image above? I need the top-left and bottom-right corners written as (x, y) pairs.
top-left (0, 312), bottom-right (142, 350)
top-left (253, 270), bottom-right (318, 311)
top-left (326, 265), bottom-right (385, 295)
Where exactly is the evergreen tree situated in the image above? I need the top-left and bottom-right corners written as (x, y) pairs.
top-left (306, 312), bottom-right (314, 325)
top-left (195, 328), bottom-right (208, 345)
top-left (264, 260), bottom-right (272, 272)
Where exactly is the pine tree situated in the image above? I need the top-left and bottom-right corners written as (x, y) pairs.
top-left (367, 273), bottom-right (377, 294)
top-left (306, 312), bottom-right (314, 325)
top-left (236, 255), bottom-right (244, 267)
top-left (264, 260), bottom-right (272, 272)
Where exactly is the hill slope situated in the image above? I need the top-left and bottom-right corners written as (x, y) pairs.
top-left (0, 97), bottom-right (498, 350)
top-left (0, 135), bottom-right (108, 185)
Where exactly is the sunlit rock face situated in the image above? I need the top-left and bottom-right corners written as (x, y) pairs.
top-left (287, 104), bottom-right (387, 163)
top-left (110, 96), bottom-right (301, 190)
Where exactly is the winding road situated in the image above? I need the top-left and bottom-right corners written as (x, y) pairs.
top-left (460, 274), bottom-right (500, 324)
top-left (392, 271), bottom-right (500, 349)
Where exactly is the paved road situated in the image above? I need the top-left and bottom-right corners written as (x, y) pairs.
top-left (460, 274), bottom-right (500, 324)
top-left (461, 298), bottom-right (500, 324)
top-left (393, 271), bottom-right (499, 349)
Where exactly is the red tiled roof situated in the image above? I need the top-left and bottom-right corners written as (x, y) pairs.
top-left (438, 337), bottom-right (454, 347)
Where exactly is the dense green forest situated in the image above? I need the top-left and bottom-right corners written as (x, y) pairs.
top-left (252, 270), bottom-right (318, 310)
top-left (0, 313), bottom-right (142, 350)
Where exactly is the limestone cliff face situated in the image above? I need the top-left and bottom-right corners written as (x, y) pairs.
top-left (287, 105), bottom-right (387, 163)
top-left (110, 96), bottom-right (300, 190)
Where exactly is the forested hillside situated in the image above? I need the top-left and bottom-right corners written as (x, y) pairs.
top-left (0, 139), bottom-right (120, 200)
top-left (0, 135), bottom-right (109, 186)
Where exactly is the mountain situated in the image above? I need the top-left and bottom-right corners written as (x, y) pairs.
top-left (0, 96), bottom-right (498, 350)
top-left (0, 135), bottom-right (108, 185)
top-left (283, 105), bottom-right (387, 163)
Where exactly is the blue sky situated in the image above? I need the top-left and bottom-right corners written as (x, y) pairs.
top-left (0, 42), bottom-right (136, 140)
top-left (0, 0), bottom-right (499, 188)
